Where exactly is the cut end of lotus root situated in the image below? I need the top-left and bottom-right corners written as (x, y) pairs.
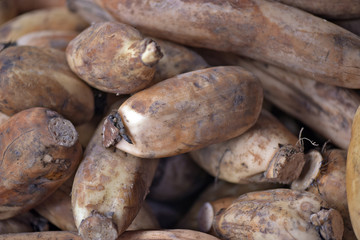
top-left (264, 144), bottom-right (305, 184)
top-left (291, 150), bottom-right (322, 191)
top-left (48, 117), bottom-right (78, 147)
top-left (310, 208), bottom-right (344, 240)
top-left (141, 38), bottom-right (163, 67)
top-left (102, 111), bottom-right (132, 148)
top-left (79, 211), bottom-right (118, 240)
top-left (102, 113), bottom-right (121, 148)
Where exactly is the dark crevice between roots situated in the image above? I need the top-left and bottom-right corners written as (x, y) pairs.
top-left (92, 88), bottom-right (107, 116)
top-left (0, 42), bottom-right (16, 52)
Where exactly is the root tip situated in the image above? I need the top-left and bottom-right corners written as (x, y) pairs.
top-left (265, 145), bottom-right (305, 184)
top-left (141, 38), bottom-right (163, 67)
top-left (310, 208), bottom-right (344, 240)
top-left (198, 202), bottom-right (215, 233)
top-left (79, 211), bottom-right (118, 240)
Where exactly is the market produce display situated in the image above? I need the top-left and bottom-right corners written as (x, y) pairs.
top-left (0, 0), bottom-right (360, 240)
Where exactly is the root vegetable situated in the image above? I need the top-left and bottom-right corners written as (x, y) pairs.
top-left (0, 7), bottom-right (88, 42)
top-left (99, 0), bottom-right (360, 88)
top-left (117, 229), bottom-right (221, 240)
top-left (213, 189), bottom-right (343, 240)
top-left (16, 30), bottom-right (78, 51)
top-left (200, 51), bottom-right (360, 149)
top-left (177, 180), bottom-right (281, 230)
top-left (67, 0), bottom-right (115, 23)
top-left (241, 58), bottom-right (360, 149)
top-left (0, 107), bottom-right (82, 220)
top-left (308, 150), bottom-right (348, 217)
top-left (0, 45), bottom-right (94, 125)
top-left (291, 150), bottom-right (323, 191)
top-left (66, 21), bottom-right (163, 94)
top-left (294, 149), bottom-right (357, 240)
top-left (190, 109), bottom-right (305, 184)
top-left (0, 231), bottom-right (81, 240)
top-left (13, 0), bottom-right (66, 14)
top-left (0, 0), bottom-right (17, 25)
top-left (346, 105), bottom-right (360, 239)
top-left (0, 229), bottom-right (220, 240)
top-left (273, 0), bottom-right (360, 19)
top-left (35, 174), bottom-right (160, 232)
top-left (103, 66), bottom-right (263, 158)
top-left (197, 197), bottom-right (236, 235)
top-left (72, 109), bottom-right (159, 240)
top-left (104, 38), bottom-right (209, 111)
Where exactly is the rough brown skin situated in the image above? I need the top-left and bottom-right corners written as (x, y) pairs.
top-left (35, 174), bottom-right (160, 232)
top-left (16, 30), bottom-right (79, 51)
top-left (149, 153), bottom-right (209, 202)
top-left (0, 230), bottom-right (220, 240)
top-left (190, 110), bottom-right (304, 184)
top-left (0, 0), bottom-right (17, 25)
top-left (213, 189), bottom-right (344, 240)
top-left (65, 3), bottom-right (209, 88)
top-left (13, 0), bottom-right (66, 13)
top-left (72, 112), bottom-right (159, 240)
top-left (0, 107), bottom-right (82, 220)
top-left (199, 50), bottom-right (360, 149)
top-left (0, 231), bottom-right (82, 240)
top-left (103, 66), bottom-right (263, 158)
top-left (242, 58), bottom-right (360, 149)
top-left (67, 0), bottom-right (116, 23)
top-left (177, 180), bottom-right (282, 230)
top-left (105, 38), bottom-right (209, 101)
top-left (0, 7), bottom-right (88, 42)
top-left (117, 229), bottom-right (221, 240)
top-left (66, 21), bottom-right (163, 94)
top-left (0, 45), bottom-right (95, 125)
top-left (346, 106), bottom-right (360, 240)
top-left (99, 0), bottom-right (360, 88)
top-left (273, 0), bottom-right (360, 19)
